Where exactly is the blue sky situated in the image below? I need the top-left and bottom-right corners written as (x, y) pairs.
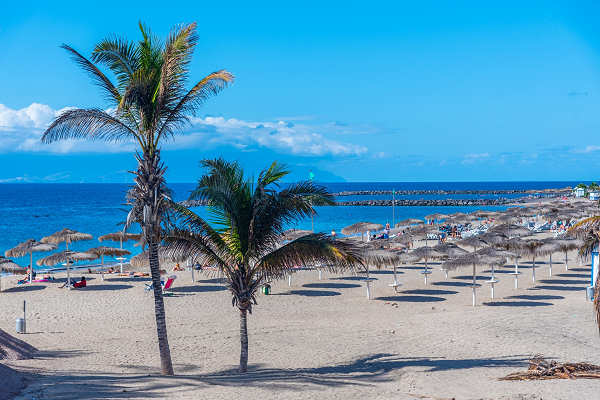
top-left (1, 1), bottom-right (600, 182)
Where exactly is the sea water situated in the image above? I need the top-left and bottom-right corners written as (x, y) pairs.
top-left (0, 182), bottom-right (578, 268)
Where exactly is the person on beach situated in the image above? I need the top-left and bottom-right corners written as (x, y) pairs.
top-left (331, 230), bottom-right (336, 238)
top-left (73, 276), bottom-right (87, 288)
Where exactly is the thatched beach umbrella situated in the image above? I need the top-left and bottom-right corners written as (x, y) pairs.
top-left (489, 223), bottom-right (531, 239)
top-left (0, 256), bottom-right (26, 292)
top-left (281, 229), bottom-right (313, 242)
top-left (425, 213), bottom-right (449, 223)
top-left (341, 222), bottom-right (383, 241)
top-left (442, 252), bottom-right (506, 306)
top-left (5, 239), bottom-right (57, 283)
top-left (41, 228), bottom-right (93, 251)
top-left (395, 218), bottom-right (424, 227)
top-left (553, 238), bottom-right (583, 271)
top-left (87, 247), bottom-right (132, 278)
top-left (409, 246), bottom-right (445, 284)
top-left (458, 236), bottom-right (490, 252)
top-left (471, 210), bottom-right (497, 218)
top-left (98, 232), bottom-right (141, 249)
top-left (362, 248), bottom-right (403, 298)
top-left (520, 239), bottom-right (546, 284)
top-left (433, 243), bottom-right (468, 278)
top-left (37, 250), bottom-right (97, 289)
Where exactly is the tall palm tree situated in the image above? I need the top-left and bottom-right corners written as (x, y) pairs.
top-left (41, 22), bottom-right (234, 375)
top-left (570, 217), bottom-right (600, 334)
top-left (164, 159), bottom-right (364, 372)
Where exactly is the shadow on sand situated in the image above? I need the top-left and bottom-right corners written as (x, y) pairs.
top-left (483, 301), bottom-right (553, 307)
top-left (274, 290), bottom-right (341, 297)
top-left (83, 284), bottom-right (134, 291)
top-left (375, 295), bottom-right (446, 303)
top-left (303, 283), bottom-right (361, 289)
top-left (401, 289), bottom-right (458, 296)
top-left (170, 285), bottom-right (227, 293)
top-left (18, 353), bottom-right (530, 398)
top-left (432, 281), bottom-right (473, 287)
top-left (505, 294), bottom-right (564, 301)
top-left (330, 276), bottom-right (375, 281)
top-left (3, 285), bottom-right (46, 293)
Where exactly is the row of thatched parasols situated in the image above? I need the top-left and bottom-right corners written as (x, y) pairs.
top-left (331, 197), bottom-right (592, 303)
top-left (2, 229), bottom-right (141, 290)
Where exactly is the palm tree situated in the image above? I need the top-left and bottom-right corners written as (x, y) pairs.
top-left (164, 159), bottom-right (364, 372)
top-left (570, 217), bottom-right (600, 334)
top-left (41, 22), bottom-right (234, 375)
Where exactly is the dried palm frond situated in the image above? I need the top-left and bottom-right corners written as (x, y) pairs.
top-left (500, 355), bottom-right (600, 380)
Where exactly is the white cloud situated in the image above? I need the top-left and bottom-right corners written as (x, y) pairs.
top-left (461, 152), bottom-right (490, 164)
top-left (0, 103), bottom-right (368, 157)
top-left (574, 145), bottom-right (600, 154)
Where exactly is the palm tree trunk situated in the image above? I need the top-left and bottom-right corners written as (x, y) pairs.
top-left (137, 150), bottom-right (174, 376)
top-left (149, 238), bottom-right (174, 375)
top-left (239, 308), bottom-right (249, 373)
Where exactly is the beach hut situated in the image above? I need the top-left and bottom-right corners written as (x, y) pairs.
top-left (574, 187), bottom-right (586, 198)
top-left (5, 240), bottom-right (57, 283)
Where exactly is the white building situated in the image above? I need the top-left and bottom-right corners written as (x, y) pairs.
top-left (574, 187), bottom-right (586, 198)
top-left (590, 192), bottom-right (600, 201)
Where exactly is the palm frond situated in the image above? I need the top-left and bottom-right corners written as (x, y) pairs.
top-left (41, 108), bottom-right (141, 144)
top-left (92, 36), bottom-right (139, 91)
top-left (61, 44), bottom-right (121, 105)
top-left (255, 233), bottom-right (364, 281)
top-left (569, 216), bottom-right (600, 239)
top-left (155, 70), bottom-right (234, 143)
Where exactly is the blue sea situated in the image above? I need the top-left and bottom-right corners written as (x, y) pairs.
top-left (0, 182), bottom-right (578, 269)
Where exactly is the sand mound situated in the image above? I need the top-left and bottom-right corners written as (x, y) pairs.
top-left (0, 364), bottom-right (26, 399)
top-left (0, 329), bottom-right (37, 361)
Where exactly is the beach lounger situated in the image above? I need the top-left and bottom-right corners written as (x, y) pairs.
top-left (144, 275), bottom-right (177, 296)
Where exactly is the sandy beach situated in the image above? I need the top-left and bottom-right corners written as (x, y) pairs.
top-left (1, 242), bottom-right (598, 400)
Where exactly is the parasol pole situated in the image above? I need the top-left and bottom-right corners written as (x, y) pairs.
top-left (29, 251), bottom-right (33, 284)
top-left (392, 189), bottom-right (395, 227)
top-left (472, 262), bottom-right (476, 307)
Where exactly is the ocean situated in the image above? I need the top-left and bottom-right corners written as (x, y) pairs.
top-left (0, 182), bottom-right (578, 269)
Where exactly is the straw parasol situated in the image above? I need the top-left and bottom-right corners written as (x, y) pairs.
top-left (0, 256), bottom-right (27, 292)
top-left (409, 246), bottom-right (445, 284)
top-left (41, 228), bottom-right (93, 251)
top-left (98, 232), bottom-right (141, 249)
top-left (489, 223), bottom-right (531, 238)
top-left (433, 243), bottom-right (468, 258)
top-left (341, 222), bottom-right (383, 241)
top-left (87, 247), bottom-right (131, 264)
top-left (520, 239), bottom-right (546, 284)
top-left (442, 251), bottom-right (506, 306)
top-left (471, 210), bottom-right (497, 218)
top-left (539, 239), bottom-right (561, 277)
top-left (281, 229), bottom-right (313, 241)
top-left (395, 218), bottom-right (424, 227)
top-left (5, 239), bottom-right (57, 283)
top-left (37, 250), bottom-right (97, 289)
top-left (457, 236), bottom-right (490, 251)
top-left (433, 243), bottom-right (469, 278)
top-left (553, 238), bottom-right (583, 270)
top-left (425, 213), bottom-right (449, 222)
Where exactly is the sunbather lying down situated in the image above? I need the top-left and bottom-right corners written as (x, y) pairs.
top-left (73, 277), bottom-right (87, 288)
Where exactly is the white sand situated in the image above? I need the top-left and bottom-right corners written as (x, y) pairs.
top-left (1, 245), bottom-right (599, 399)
